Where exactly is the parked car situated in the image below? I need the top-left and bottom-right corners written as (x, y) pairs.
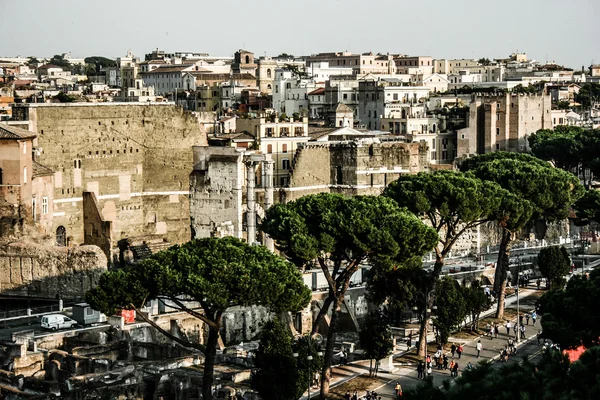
top-left (41, 314), bottom-right (77, 330)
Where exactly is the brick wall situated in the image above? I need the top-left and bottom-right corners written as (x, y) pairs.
top-left (13, 103), bottom-right (208, 248)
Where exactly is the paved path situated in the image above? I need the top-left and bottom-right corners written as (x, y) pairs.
top-left (306, 286), bottom-right (544, 399)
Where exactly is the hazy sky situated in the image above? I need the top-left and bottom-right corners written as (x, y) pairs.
top-left (1, 0), bottom-right (598, 69)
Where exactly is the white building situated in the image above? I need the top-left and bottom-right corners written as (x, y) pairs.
top-left (358, 78), bottom-right (431, 130)
top-left (272, 69), bottom-right (319, 116)
top-left (307, 62), bottom-right (353, 83)
top-left (140, 64), bottom-right (197, 95)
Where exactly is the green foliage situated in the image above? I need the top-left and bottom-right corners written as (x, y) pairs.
top-left (261, 193), bottom-right (438, 269)
top-left (84, 56), bottom-right (117, 68)
top-left (432, 278), bottom-right (467, 344)
top-left (539, 270), bottom-right (600, 348)
top-left (575, 82), bottom-right (600, 108)
top-left (405, 347), bottom-right (600, 400)
top-left (252, 319), bottom-right (319, 400)
top-left (461, 280), bottom-right (492, 331)
top-left (359, 312), bottom-right (394, 364)
top-left (53, 92), bottom-right (76, 103)
top-left (537, 246), bottom-right (571, 289)
top-left (383, 170), bottom-right (524, 253)
top-left (366, 257), bottom-right (424, 315)
top-left (261, 193), bottom-right (437, 396)
top-left (477, 58), bottom-right (491, 66)
top-left (87, 237), bottom-right (311, 400)
top-left (530, 126), bottom-right (600, 177)
top-left (48, 54), bottom-right (73, 70)
top-left (87, 237), bottom-right (311, 317)
top-left (574, 189), bottom-right (600, 224)
top-left (459, 152), bottom-right (584, 223)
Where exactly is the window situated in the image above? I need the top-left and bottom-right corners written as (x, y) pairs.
top-left (336, 166), bottom-right (343, 184)
top-left (432, 139), bottom-right (436, 150)
top-left (282, 159), bottom-right (290, 169)
top-left (442, 150), bottom-right (448, 160)
top-left (496, 143), bottom-right (500, 150)
top-left (23, 167), bottom-right (27, 183)
top-left (496, 127), bottom-right (500, 136)
top-left (267, 144), bottom-right (273, 153)
top-left (266, 128), bottom-right (274, 137)
top-left (32, 198), bottom-right (36, 220)
top-left (267, 69), bottom-right (272, 78)
top-left (431, 151), bottom-right (436, 160)
top-left (282, 144), bottom-right (288, 153)
top-left (393, 93), bottom-right (398, 100)
top-left (42, 197), bottom-right (48, 214)
top-left (496, 113), bottom-right (500, 121)
top-left (343, 93), bottom-right (347, 100)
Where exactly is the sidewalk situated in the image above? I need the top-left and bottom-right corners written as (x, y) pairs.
top-left (304, 285), bottom-right (544, 399)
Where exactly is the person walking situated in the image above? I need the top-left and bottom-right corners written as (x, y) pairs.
top-left (513, 323), bottom-right (518, 337)
top-left (442, 353), bottom-right (449, 370)
top-left (451, 361), bottom-right (459, 378)
top-left (526, 313), bottom-right (530, 325)
top-left (476, 340), bottom-right (482, 358)
top-left (417, 361), bottom-right (424, 380)
top-left (520, 324), bottom-right (526, 339)
top-left (344, 392), bottom-right (351, 400)
top-left (457, 344), bottom-right (463, 359)
top-left (451, 343), bottom-right (457, 358)
top-left (537, 330), bottom-right (543, 345)
top-left (505, 321), bottom-right (511, 336)
top-left (532, 311), bottom-right (537, 326)
top-left (519, 314), bottom-right (524, 326)
top-left (508, 337), bottom-right (515, 354)
top-left (494, 324), bottom-right (499, 338)
top-left (395, 382), bottom-right (403, 398)
top-left (407, 332), bottom-right (412, 349)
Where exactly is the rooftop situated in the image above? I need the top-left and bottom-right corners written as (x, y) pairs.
top-left (32, 161), bottom-right (54, 177)
top-left (0, 123), bottom-right (36, 140)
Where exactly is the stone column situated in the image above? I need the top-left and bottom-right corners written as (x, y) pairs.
top-left (246, 161), bottom-right (257, 245)
top-left (263, 159), bottom-right (275, 252)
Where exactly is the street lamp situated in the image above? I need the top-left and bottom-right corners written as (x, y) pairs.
top-left (516, 271), bottom-right (521, 344)
top-left (293, 334), bottom-right (323, 400)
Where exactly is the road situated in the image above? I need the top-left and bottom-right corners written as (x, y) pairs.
top-left (371, 317), bottom-right (544, 398)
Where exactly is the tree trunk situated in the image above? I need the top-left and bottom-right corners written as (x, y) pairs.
top-left (417, 257), bottom-right (444, 357)
top-left (318, 296), bottom-right (342, 400)
top-left (495, 229), bottom-right (513, 319)
top-left (369, 358), bottom-right (373, 377)
top-left (311, 296), bottom-right (333, 335)
top-left (202, 321), bottom-right (220, 400)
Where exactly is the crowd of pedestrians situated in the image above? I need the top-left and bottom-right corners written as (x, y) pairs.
top-left (418, 309), bottom-right (540, 379)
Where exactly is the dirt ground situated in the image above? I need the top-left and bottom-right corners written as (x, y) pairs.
top-left (328, 375), bottom-right (389, 399)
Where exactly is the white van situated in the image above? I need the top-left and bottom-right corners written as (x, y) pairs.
top-left (41, 314), bottom-right (77, 330)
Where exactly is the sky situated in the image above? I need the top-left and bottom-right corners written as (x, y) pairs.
top-left (0, 0), bottom-right (598, 69)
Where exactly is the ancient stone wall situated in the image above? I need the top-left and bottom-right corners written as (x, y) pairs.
top-left (12, 103), bottom-right (208, 249)
top-left (0, 242), bottom-right (107, 299)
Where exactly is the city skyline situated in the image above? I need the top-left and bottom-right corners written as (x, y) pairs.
top-left (0, 0), bottom-right (598, 69)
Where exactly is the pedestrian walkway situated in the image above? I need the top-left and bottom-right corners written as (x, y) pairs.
top-left (303, 287), bottom-right (544, 399)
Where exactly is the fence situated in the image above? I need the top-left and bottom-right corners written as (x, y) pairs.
top-left (0, 303), bottom-right (62, 321)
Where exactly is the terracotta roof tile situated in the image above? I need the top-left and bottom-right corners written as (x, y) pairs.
top-left (32, 161), bottom-right (54, 177)
top-left (0, 124), bottom-right (36, 140)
